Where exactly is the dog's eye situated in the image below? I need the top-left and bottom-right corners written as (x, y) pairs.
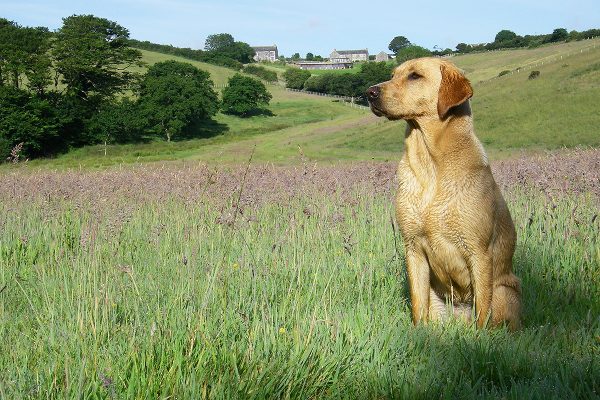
top-left (408, 72), bottom-right (422, 80)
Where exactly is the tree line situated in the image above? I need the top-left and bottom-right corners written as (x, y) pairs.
top-left (283, 62), bottom-right (394, 103)
top-left (0, 16), bottom-right (270, 160)
top-left (455, 28), bottom-right (600, 54)
top-left (130, 33), bottom-right (256, 70)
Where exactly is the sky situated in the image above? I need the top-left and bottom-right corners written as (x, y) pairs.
top-left (3, 0), bottom-right (600, 57)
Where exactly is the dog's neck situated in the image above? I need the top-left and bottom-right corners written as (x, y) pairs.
top-left (404, 102), bottom-right (489, 175)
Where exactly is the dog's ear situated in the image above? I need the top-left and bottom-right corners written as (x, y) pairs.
top-left (437, 63), bottom-right (473, 119)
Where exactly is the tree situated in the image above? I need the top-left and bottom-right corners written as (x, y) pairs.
top-left (358, 62), bottom-right (394, 94)
top-left (0, 19), bottom-right (52, 92)
top-left (283, 68), bottom-right (311, 89)
top-left (221, 74), bottom-right (272, 117)
top-left (495, 30), bottom-right (517, 43)
top-left (395, 45), bottom-right (432, 64)
top-left (306, 52), bottom-right (314, 61)
top-left (86, 99), bottom-right (144, 145)
top-left (388, 36), bottom-right (411, 53)
top-left (220, 41), bottom-right (255, 64)
top-left (291, 53), bottom-right (301, 61)
top-left (549, 28), bottom-right (568, 43)
top-left (52, 14), bottom-right (143, 101)
top-left (0, 86), bottom-right (63, 159)
top-left (204, 33), bottom-right (234, 51)
top-left (138, 61), bottom-right (219, 142)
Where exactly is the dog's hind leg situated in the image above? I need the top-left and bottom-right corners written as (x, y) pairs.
top-left (491, 274), bottom-right (522, 331)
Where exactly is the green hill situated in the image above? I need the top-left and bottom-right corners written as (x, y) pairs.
top-left (16, 39), bottom-right (600, 168)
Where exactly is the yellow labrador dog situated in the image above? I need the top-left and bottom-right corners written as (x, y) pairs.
top-left (366, 58), bottom-right (521, 330)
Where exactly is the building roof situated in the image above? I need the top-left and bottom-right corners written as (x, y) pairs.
top-left (333, 49), bottom-right (368, 55)
top-left (252, 46), bottom-right (277, 51)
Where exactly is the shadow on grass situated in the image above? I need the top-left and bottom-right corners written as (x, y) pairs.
top-left (222, 108), bottom-right (277, 118)
top-left (177, 118), bottom-right (230, 141)
top-left (373, 234), bottom-right (598, 398)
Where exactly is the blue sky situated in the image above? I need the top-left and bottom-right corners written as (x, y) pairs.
top-left (3, 0), bottom-right (599, 57)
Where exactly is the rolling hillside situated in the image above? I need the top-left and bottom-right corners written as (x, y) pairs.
top-left (16, 39), bottom-right (600, 168)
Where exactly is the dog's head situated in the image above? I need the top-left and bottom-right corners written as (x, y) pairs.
top-left (366, 57), bottom-right (473, 121)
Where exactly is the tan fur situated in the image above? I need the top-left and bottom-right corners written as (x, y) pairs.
top-left (367, 57), bottom-right (521, 330)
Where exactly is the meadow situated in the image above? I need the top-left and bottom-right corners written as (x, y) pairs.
top-left (0, 38), bottom-right (599, 399)
top-left (0, 149), bottom-right (598, 398)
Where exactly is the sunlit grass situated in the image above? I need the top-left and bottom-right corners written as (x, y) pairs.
top-left (0, 183), bottom-right (597, 398)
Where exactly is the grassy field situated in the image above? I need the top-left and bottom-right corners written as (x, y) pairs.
top-left (453, 38), bottom-right (600, 83)
top-left (0, 150), bottom-right (598, 398)
top-left (9, 38), bottom-right (598, 170)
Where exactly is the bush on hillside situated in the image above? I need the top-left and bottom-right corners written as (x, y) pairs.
top-left (138, 61), bottom-right (219, 141)
top-left (243, 65), bottom-right (278, 83)
top-left (221, 74), bottom-right (272, 117)
top-left (283, 68), bottom-right (311, 89)
top-left (528, 70), bottom-right (540, 80)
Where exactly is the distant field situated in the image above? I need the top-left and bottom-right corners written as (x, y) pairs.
top-left (133, 49), bottom-right (237, 86)
top-left (452, 38), bottom-right (600, 82)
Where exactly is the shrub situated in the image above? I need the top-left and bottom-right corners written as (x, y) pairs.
top-left (243, 65), bottom-right (278, 83)
top-left (498, 70), bottom-right (511, 77)
top-left (221, 74), bottom-right (272, 117)
top-left (528, 70), bottom-right (540, 80)
top-left (283, 68), bottom-right (311, 89)
top-left (138, 61), bottom-right (219, 141)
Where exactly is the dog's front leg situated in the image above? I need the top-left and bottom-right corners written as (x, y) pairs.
top-left (405, 246), bottom-right (430, 324)
top-left (470, 253), bottom-right (493, 328)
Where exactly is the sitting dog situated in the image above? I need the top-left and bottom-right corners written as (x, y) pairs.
top-left (366, 58), bottom-right (521, 330)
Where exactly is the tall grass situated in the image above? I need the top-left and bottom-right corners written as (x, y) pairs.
top-left (0, 182), bottom-right (597, 398)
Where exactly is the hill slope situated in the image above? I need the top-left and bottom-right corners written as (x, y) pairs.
top-left (15, 40), bottom-right (600, 168)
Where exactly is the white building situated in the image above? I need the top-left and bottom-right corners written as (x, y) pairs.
top-left (252, 45), bottom-right (278, 62)
top-left (329, 49), bottom-right (369, 63)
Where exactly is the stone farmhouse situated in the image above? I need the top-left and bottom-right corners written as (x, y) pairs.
top-left (330, 49), bottom-right (369, 63)
top-left (252, 45), bottom-right (278, 62)
top-left (375, 51), bottom-right (390, 62)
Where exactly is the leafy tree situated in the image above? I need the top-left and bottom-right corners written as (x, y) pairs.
top-left (283, 68), bottom-right (311, 89)
top-left (204, 33), bottom-right (234, 51)
top-left (138, 60), bottom-right (219, 142)
top-left (52, 14), bottom-right (143, 101)
top-left (221, 74), bottom-right (272, 117)
top-left (22, 27), bottom-right (53, 94)
top-left (0, 19), bottom-right (52, 92)
top-left (0, 86), bottom-right (63, 159)
top-left (306, 52), bottom-right (314, 61)
top-left (395, 45), bottom-right (432, 64)
top-left (219, 41), bottom-right (255, 64)
top-left (495, 30), bottom-right (517, 43)
top-left (86, 99), bottom-right (144, 145)
top-left (549, 28), bottom-right (568, 43)
top-left (358, 62), bottom-right (394, 93)
top-left (291, 53), bottom-right (300, 61)
top-left (389, 36), bottom-right (411, 53)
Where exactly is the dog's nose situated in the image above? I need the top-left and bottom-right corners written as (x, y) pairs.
top-left (366, 85), bottom-right (380, 101)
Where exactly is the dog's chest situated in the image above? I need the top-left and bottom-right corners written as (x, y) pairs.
top-left (396, 159), bottom-right (473, 295)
